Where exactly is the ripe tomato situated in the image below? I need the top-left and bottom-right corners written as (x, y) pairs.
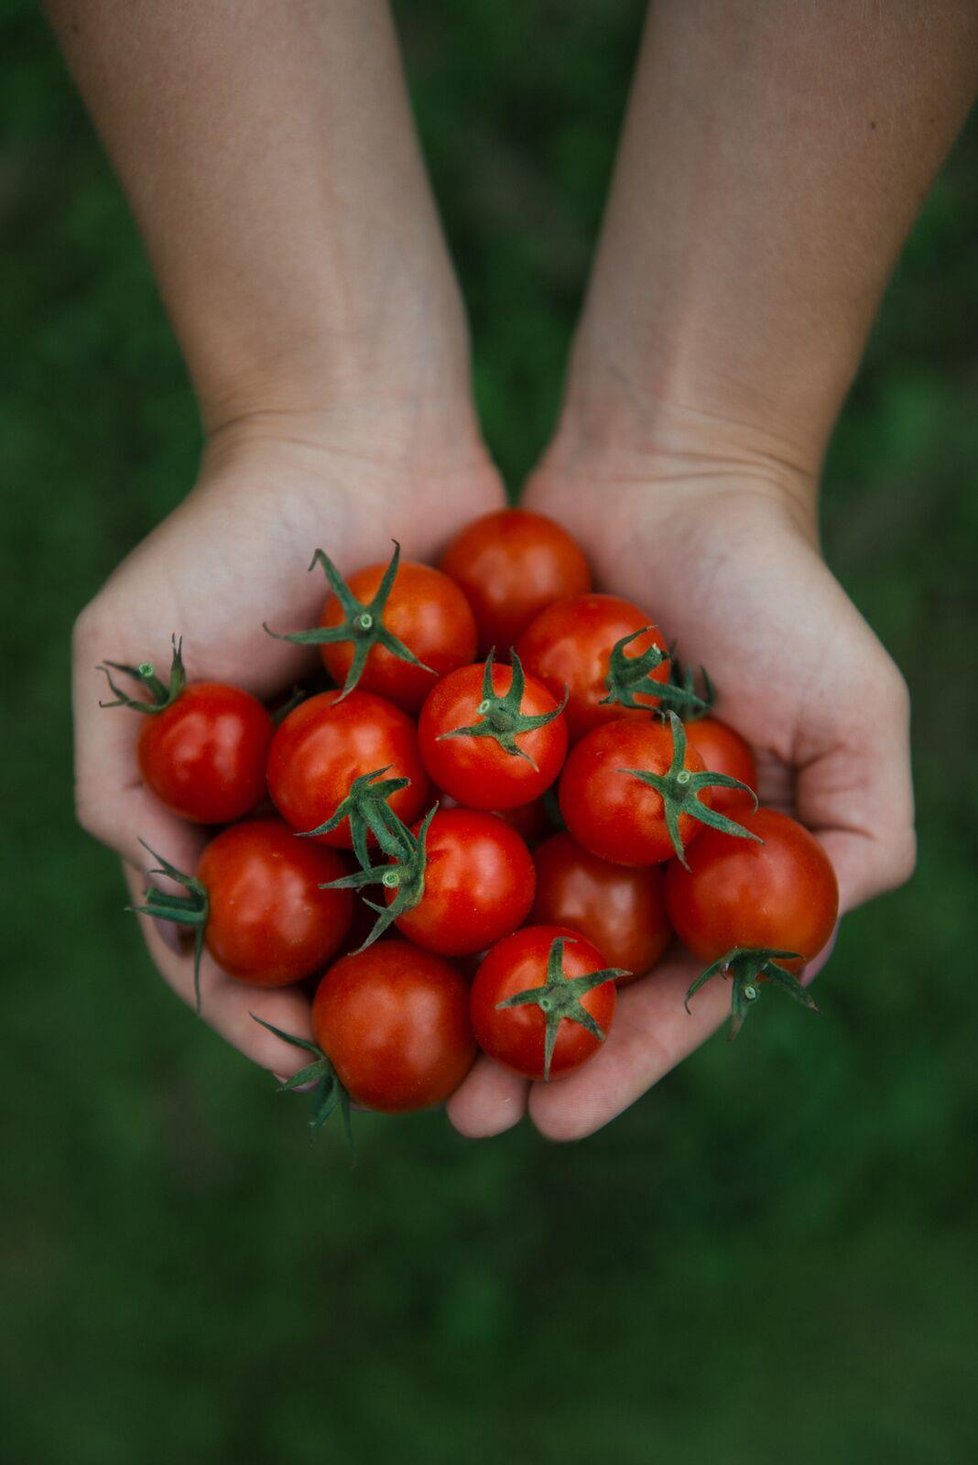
top-left (418, 658), bottom-right (568, 810)
top-left (665, 809), bottom-right (838, 973)
top-left (684, 717), bottom-right (758, 814)
top-left (388, 808), bottom-right (536, 957)
top-left (435, 790), bottom-right (552, 845)
top-left (517, 593), bottom-right (670, 741)
top-left (559, 717), bottom-right (713, 866)
top-left (311, 940), bottom-right (476, 1112)
top-left (439, 508), bottom-right (591, 655)
top-left (531, 833), bottom-right (671, 982)
top-left (470, 925), bottom-right (618, 1081)
top-left (195, 819), bottom-right (353, 984)
top-left (267, 690), bottom-right (428, 845)
top-left (318, 558), bottom-right (476, 712)
top-left (134, 683), bottom-right (272, 824)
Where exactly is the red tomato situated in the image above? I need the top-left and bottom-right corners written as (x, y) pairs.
top-left (531, 832), bottom-right (671, 982)
top-left (267, 690), bottom-right (428, 845)
top-left (311, 940), bottom-right (476, 1112)
top-left (435, 790), bottom-right (552, 845)
top-left (684, 717), bottom-right (758, 814)
top-left (418, 660), bottom-right (568, 810)
top-left (136, 682), bottom-right (272, 824)
top-left (665, 809), bottom-right (839, 974)
top-left (196, 819), bottom-right (353, 985)
top-left (517, 593), bottom-right (670, 742)
top-left (439, 508), bottom-right (591, 655)
top-left (559, 718), bottom-right (712, 866)
top-left (388, 808), bottom-right (536, 957)
top-left (470, 925), bottom-right (617, 1081)
top-left (318, 559), bottom-right (476, 712)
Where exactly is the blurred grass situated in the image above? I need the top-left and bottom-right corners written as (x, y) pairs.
top-left (2, 1), bottom-right (978, 1461)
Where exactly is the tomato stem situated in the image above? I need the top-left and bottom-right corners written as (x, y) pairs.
top-left (250, 1015), bottom-right (353, 1147)
top-left (98, 635), bottom-right (187, 714)
top-left (321, 802), bottom-right (438, 951)
top-left (299, 765), bottom-right (414, 869)
top-left (495, 934), bottom-right (627, 1082)
top-left (436, 649), bottom-right (567, 767)
top-left (684, 945), bottom-right (817, 1040)
top-left (128, 838), bottom-right (208, 1014)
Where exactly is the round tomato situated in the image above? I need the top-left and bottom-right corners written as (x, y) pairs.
top-left (267, 690), bottom-right (428, 845)
top-left (531, 832), bottom-right (671, 982)
top-left (311, 940), bottom-right (476, 1112)
top-left (517, 593), bottom-right (670, 741)
top-left (439, 508), bottom-right (591, 655)
top-left (388, 808), bottom-right (536, 957)
top-left (665, 809), bottom-right (838, 974)
top-left (418, 657), bottom-right (568, 810)
top-left (684, 716), bottom-right (758, 814)
top-left (470, 925), bottom-right (618, 1081)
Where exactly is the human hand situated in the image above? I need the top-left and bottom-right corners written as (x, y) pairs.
top-left (73, 409), bottom-right (505, 1077)
top-left (447, 424), bottom-right (915, 1141)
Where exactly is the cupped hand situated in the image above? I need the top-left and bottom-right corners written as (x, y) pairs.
top-left (73, 408), bottom-right (505, 1076)
top-left (447, 435), bottom-right (915, 1141)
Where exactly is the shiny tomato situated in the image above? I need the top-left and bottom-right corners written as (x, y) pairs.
top-left (389, 808), bottom-right (536, 957)
top-left (418, 659), bottom-right (568, 810)
top-left (684, 717), bottom-right (758, 814)
top-left (665, 809), bottom-right (839, 974)
top-left (517, 593), bottom-right (670, 741)
top-left (318, 559), bottom-right (476, 712)
top-left (531, 832), bottom-right (671, 982)
top-left (136, 682), bottom-right (273, 824)
top-left (196, 819), bottom-right (353, 985)
top-left (559, 717), bottom-right (712, 865)
top-left (311, 940), bottom-right (476, 1112)
top-left (267, 690), bottom-right (428, 845)
top-left (439, 508), bottom-right (591, 655)
top-left (470, 925), bottom-right (618, 1081)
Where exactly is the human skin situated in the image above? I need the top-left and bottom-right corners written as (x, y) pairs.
top-left (446, 0), bottom-right (978, 1141)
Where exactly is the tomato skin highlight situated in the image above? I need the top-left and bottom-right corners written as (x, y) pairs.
top-left (517, 593), bottom-right (670, 742)
top-left (389, 808), bottom-right (536, 957)
top-left (311, 940), bottom-right (476, 1112)
top-left (439, 508), bottom-right (591, 655)
top-left (684, 717), bottom-right (758, 814)
top-left (319, 559), bottom-right (476, 712)
top-left (418, 662), bottom-right (568, 811)
top-left (197, 819), bottom-right (353, 985)
top-left (559, 718), bottom-right (711, 866)
top-left (531, 832), bottom-right (671, 982)
top-left (137, 682), bottom-right (272, 824)
top-left (665, 809), bottom-right (839, 974)
top-left (470, 925), bottom-right (617, 1081)
top-left (267, 690), bottom-right (428, 846)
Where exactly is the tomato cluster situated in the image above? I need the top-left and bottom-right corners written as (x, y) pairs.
top-left (104, 508), bottom-right (838, 1132)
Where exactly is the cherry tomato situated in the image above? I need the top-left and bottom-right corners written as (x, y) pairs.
top-left (517, 593), bottom-right (670, 742)
top-left (684, 717), bottom-right (758, 814)
top-left (418, 660), bottom-right (568, 810)
top-left (470, 925), bottom-right (617, 1081)
top-left (531, 832), bottom-right (671, 982)
top-left (311, 940), bottom-right (476, 1112)
top-left (435, 790), bottom-right (552, 845)
top-left (389, 808), bottom-right (536, 957)
top-left (559, 717), bottom-right (712, 866)
top-left (319, 559), bottom-right (477, 712)
top-left (136, 683), bottom-right (272, 824)
top-left (665, 809), bottom-right (839, 974)
top-left (196, 819), bottom-right (353, 985)
top-left (267, 690), bottom-right (428, 846)
top-left (439, 508), bottom-right (591, 655)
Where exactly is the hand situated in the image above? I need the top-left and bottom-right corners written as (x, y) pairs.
top-left (73, 409), bottom-right (505, 1078)
top-left (447, 427), bottom-right (915, 1141)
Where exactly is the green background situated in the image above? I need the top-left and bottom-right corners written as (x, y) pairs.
top-left (3, 3), bottom-right (977, 1461)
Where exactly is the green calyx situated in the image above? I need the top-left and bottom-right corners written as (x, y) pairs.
top-left (321, 803), bottom-right (438, 952)
top-left (653, 650), bottom-right (714, 722)
top-left (619, 711), bottom-right (760, 868)
top-left (300, 765), bottom-right (414, 870)
top-left (684, 946), bottom-right (818, 1041)
top-left (98, 635), bottom-right (187, 713)
top-left (250, 1016), bottom-right (353, 1147)
top-left (436, 649), bottom-right (567, 768)
top-left (496, 935), bottom-right (626, 1083)
top-left (263, 540), bottom-right (433, 700)
top-left (127, 839), bottom-right (208, 1014)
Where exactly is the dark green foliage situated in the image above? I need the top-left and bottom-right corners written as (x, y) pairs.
top-left (3, 2), bottom-right (978, 1461)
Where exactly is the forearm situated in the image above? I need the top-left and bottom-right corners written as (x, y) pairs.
top-left (45, 0), bottom-right (472, 435)
top-left (559, 0), bottom-right (978, 475)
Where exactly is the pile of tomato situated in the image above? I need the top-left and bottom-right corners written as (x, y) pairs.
top-left (102, 508), bottom-right (838, 1133)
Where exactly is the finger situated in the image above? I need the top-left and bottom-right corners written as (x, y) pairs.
top-left (445, 1054), bottom-right (529, 1138)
